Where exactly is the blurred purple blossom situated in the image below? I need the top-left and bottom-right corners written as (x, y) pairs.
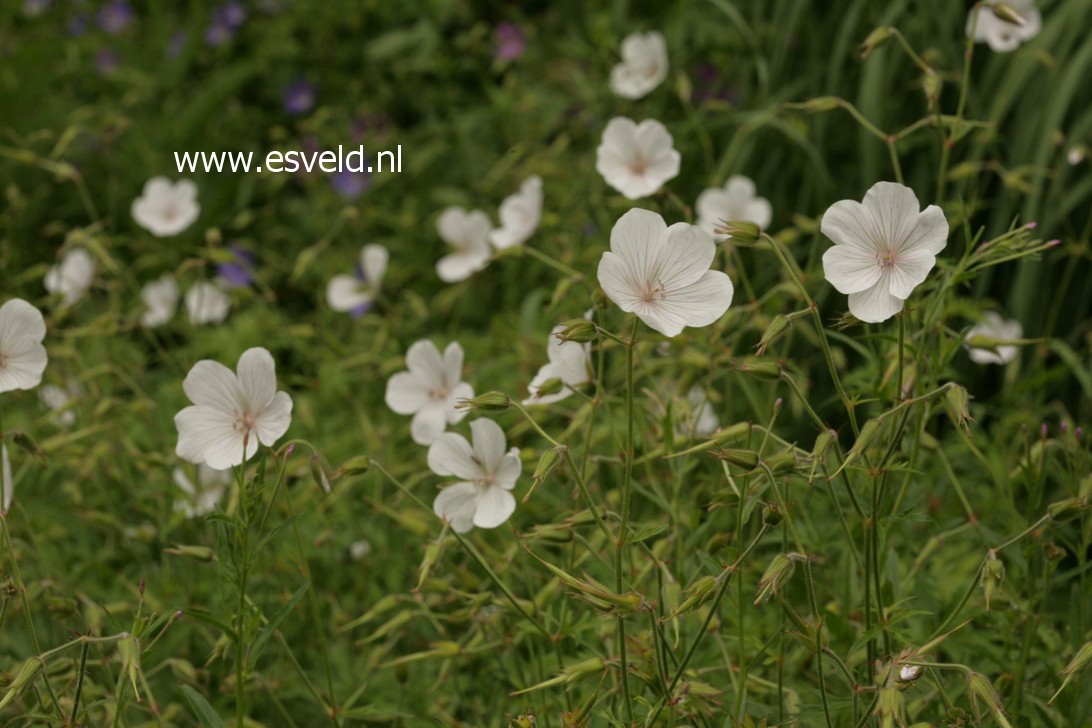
top-left (282, 78), bottom-right (316, 115)
top-left (330, 168), bottom-right (371, 200)
top-left (96, 48), bottom-right (120, 75)
top-left (350, 264), bottom-right (373, 317)
top-left (167, 30), bottom-right (187, 57)
top-left (205, 20), bottom-right (234, 47)
top-left (97, 1), bottom-right (132, 35)
top-left (693, 63), bottom-right (740, 105)
top-left (494, 21), bottom-right (525, 61)
top-left (67, 12), bottom-right (89, 36)
top-left (216, 246), bottom-right (257, 288)
top-left (218, 1), bottom-right (246, 28)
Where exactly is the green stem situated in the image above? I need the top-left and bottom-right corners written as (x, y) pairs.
top-left (616, 317), bottom-right (639, 724)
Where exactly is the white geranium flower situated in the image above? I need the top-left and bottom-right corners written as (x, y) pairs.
top-left (349, 540), bottom-right (372, 560)
top-left (385, 340), bottom-right (474, 445)
top-left (610, 31), bottom-right (668, 99)
top-left (821, 181), bottom-right (948, 324)
top-left (596, 117), bottom-right (680, 200)
top-left (967, 0), bottom-right (1041, 53)
top-left (44, 248), bottom-right (95, 305)
top-left (131, 177), bottom-right (200, 237)
top-left (428, 419), bottom-right (521, 533)
top-left (1, 444), bottom-right (12, 514)
top-left (597, 208), bottom-right (734, 337)
top-left (185, 281), bottom-right (230, 325)
top-left (965, 312), bottom-right (1023, 365)
top-left (489, 176), bottom-right (543, 250)
top-left (898, 665), bottom-right (922, 682)
top-left (39, 381), bottom-right (81, 426)
top-left (0, 298), bottom-right (48, 393)
top-left (436, 207), bottom-right (493, 282)
top-left (326, 244), bottom-right (389, 313)
top-left (523, 324), bottom-right (591, 405)
top-left (172, 463), bottom-right (230, 518)
top-left (174, 347), bottom-right (293, 469)
top-left (141, 274), bottom-right (180, 328)
top-left (696, 175), bottom-right (773, 237)
top-left (681, 386), bottom-right (719, 438)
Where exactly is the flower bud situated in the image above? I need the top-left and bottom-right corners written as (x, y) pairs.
top-left (762, 502), bottom-right (783, 526)
top-left (981, 552), bottom-right (1005, 611)
top-left (1048, 641), bottom-right (1092, 704)
top-left (858, 26), bottom-right (892, 59)
top-left (809, 429), bottom-right (837, 483)
top-left (897, 664), bottom-right (922, 683)
top-left (715, 220), bottom-right (761, 244)
top-left (164, 544), bottom-right (216, 562)
top-left (945, 384), bottom-right (973, 434)
top-left (556, 319), bottom-right (597, 343)
top-left (734, 357), bottom-right (782, 380)
top-left (754, 553), bottom-right (796, 604)
top-left (922, 71), bottom-right (942, 110)
top-left (9, 431), bottom-right (44, 461)
top-left (1047, 496), bottom-right (1087, 522)
top-left (755, 314), bottom-right (792, 356)
top-left (667, 574), bottom-right (717, 618)
top-left (0, 657), bottom-right (43, 710)
top-left (713, 448), bottom-right (759, 470)
top-left (337, 455), bottom-right (371, 476)
top-left (763, 451), bottom-right (798, 474)
top-left (714, 421), bottom-right (752, 445)
top-left (834, 418), bottom-right (884, 476)
top-left (509, 711), bottom-right (537, 728)
top-left (990, 2), bottom-right (1028, 25)
top-left (533, 378), bottom-right (564, 397)
top-left (310, 455), bottom-right (332, 494)
top-left (966, 672), bottom-right (1011, 728)
top-left (801, 96), bottom-right (842, 112)
top-left (875, 686), bottom-right (903, 728)
top-left (117, 632), bottom-right (142, 699)
top-left (457, 391), bottom-right (511, 413)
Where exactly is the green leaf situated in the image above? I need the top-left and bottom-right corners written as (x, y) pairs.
top-left (179, 685), bottom-right (226, 728)
top-left (184, 608), bottom-right (238, 642)
top-left (249, 583), bottom-right (308, 671)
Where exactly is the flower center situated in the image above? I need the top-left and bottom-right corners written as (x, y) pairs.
top-left (629, 157), bottom-right (648, 176)
top-left (162, 204), bottom-right (178, 222)
top-left (429, 386), bottom-right (448, 400)
top-left (234, 411), bottom-right (256, 435)
top-left (638, 284), bottom-right (665, 304)
top-left (877, 250), bottom-right (898, 270)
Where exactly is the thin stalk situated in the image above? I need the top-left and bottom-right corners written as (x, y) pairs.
top-left (616, 317), bottom-right (639, 724)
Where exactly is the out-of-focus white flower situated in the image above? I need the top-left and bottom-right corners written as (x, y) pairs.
top-left (326, 244), bottom-right (389, 313)
top-left (436, 207), bottom-right (492, 282)
top-left (385, 340), bottom-right (473, 445)
top-left (349, 540), bottom-right (371, 560)
top-left (596, 117), bottom-right (680, 200)
top-left (141, 274), bottom-right (180, 328)
top-left (821, 181), bottom-right (948, 324)
top-left (898, 665), bottom-right (922, 682)
top-left (524, 323), bottom-right (591, 405)
top-left (0, 298), bottom-right (48, 393)
top-left (610, 31), bottom-right (668, 99)
top-left (967, 0), bottom-right (1041, 53)
top-left (1067, 146), bottom-right (1085, 166)
top-left (965, 312), bottom-right (1023, 365)
top-left (1, 444), bottom-right (12, 514)
top-left (597, 208), bottom-right (734, 337)
top-left (174, 347), bottom-right (293, 469)
top-left (39, 380), bottom-right (81, 426)
top-left (681, 386), bottom-right (719, 438)
top-left (131, 177), bottom-right (200, 237)
top-left (44, 248), bottom-right (95, 305)
top-left (489, 176), bottom-right (543, 250)
top-left (428, 419), bottom-right (520, 533)
top-left (184, 281), bottom-right (230, 325)
top-left (172, 463), bottom-right (230, 518)
top-left (696, 175), bottom-right (772, 237)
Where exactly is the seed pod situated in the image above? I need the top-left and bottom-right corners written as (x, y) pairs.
top-left (756, 314), bottom-right (792, 356)
top-left (1047, 496), bottom-right (1087, 522)
top-left (666, 574), bottom-right (717, 619)
top-left (922, 70), bottom-right (942, 110)
top-left (966, 671), bottom-right (1012, 728)
top-left (117, 632), bottom-right (142, 699)
top-left (734, 357), bottom-right (782, 380)
top-left (763, 451), bottom-right (798, 474)
top-left (556, 319), bottom-right (597, 343)
top-left (762, 502), bottom-right (783, 526)
top-left (859, 26), bottom-right (892, 58)
top-left (310, 456), bottom-right (332, 493)
top-left (714, 421), bottom-right (752, 445)
top-left (981, 552), bottom-right (1005, 611)
top-left (458, 391), bottom-right (511, 413)
top-left (338, 455), bottom-right (371, 476)
top-left (715, 220), bottom-right (761, 244)
top-left (0, 657), bottom-right (43, 710)
top-left (810, 429), bottom-right (838, 483)
top-left (990, 2), bottom-right (1028, 25)
top-left (801, 96), bottom-right (841, 112)
top-left (834, 418), bottom-right (884, 476)
top-left (713, 448), bottom-right (760, 470)
top-left (754, 553), bottom-right (796, 604)
top-left (1048, 641), bottom-right (1092, 704)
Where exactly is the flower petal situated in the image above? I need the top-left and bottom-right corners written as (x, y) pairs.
top-left (847, 276), bottom-right (904, 323)
top-left (470, 418), bottom-right (507, 474)
top-left (405, 340), bottom-right (445, 387)
top-left (888, 250), bottom-right (936, 299)
top-left (822, 244), bottom-right (883, 294)
top-left (648, 269), bottom-right (734, 336)
top-left (385, 371), bottom-right (430, 415)
top-left (446, 382), bottom-right (474, 425)
top-left (657, 223), bottom-right (716, 292)
top-left (361, 244), bottom-right (389, 286)
top-left (326, 275), bottom-right (372, 311)
top-left (862, 182), bottom-right (919, 252)
top-left (494, 449), bottom-right (522, 489)
top-left (473, 486), bottom-right (516, 529)
top-left (254, 391), bottom-right (292, 447)
top-left (237, 347), bottom-right (277, 412)
top-left (433, 481), bottom-right (479, 533)
top-left (410, 401), bottom-right (448, 445)
top-left (175, 405), bottom-right (254, 468)
top-left (182, 360), bottom-right (242, 411)
top-left (0, 298), bottom-right (46, 344)
top-left (896, 205), bottom-right (948, 256)
top-left (428, 431), bottom-right (479, 480)
top-left (821, 200), bottom-right (881, 252)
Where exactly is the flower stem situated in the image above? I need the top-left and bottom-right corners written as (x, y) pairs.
top-left (616, 317), bottom-right (639, 724)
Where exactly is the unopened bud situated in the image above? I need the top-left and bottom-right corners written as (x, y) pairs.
top-left (457, 391), bottom-right (511, 413)
top-left (762, 502), bottom-right (783, 526)
top-left (859, 26), bottom-right (892, 59)
top-left (763, 450), bottom-right (798, 474)
top-left (337, 455), bottom-right (371, 476)
top-left (922, 71), bottom-right (942, 110)
top-left (715, 220), bottom-right (761, 244)
top-left (734, 357), bottom-right (782, 380)
top-left (556, 319), bottom-right (597, 343)
top-left (164, 544), bottom-right (216, 562)
top-left (310, 456), bottom-right (332, 493)
top-left (834, 418), bottom-right (884, 476)
top-left (667, 574), bottom-right (717, 618)
top-left (756, 314), bottom-right (792, 356)
top-left (755, 553), bottom-right (796, 604)
top-left (1048, 641), bottom-right (1092, 704)
top-left (117, 633), bottom-right (142, 699)
top-left (0, 657), bottom-right (43, 710)
top-left (981, 552), bottom-right (1005, 611)
top-left (1047, 496), bottom-right (1087, 522)
top-left (801, 96), bottom-right (841, 112)
top-left (713, 448), bottom-right (759, 470)
top-left (945, 385), bottom-right (973, 434)
top-left (966, 672), bottom-right (1011, 728)
top-left (990, 2), bottom-right (1028, 26)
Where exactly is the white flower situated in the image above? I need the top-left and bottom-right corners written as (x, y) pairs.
top-left (172, 463), bottom-right (230, 518)
top-left (696, 175), bottom-right (773, 237)
top-left (597, 208), bottom-right (734, 337)
top-left (44, 248), bottom-right (95, 305)
top-left (681, 386), bottom-right (719, 438)
top-left (1, 444), bottom-right (12, 514)
top-left (821, 181), bottom-right (948, 324)
top-left (0, 298), bottom-right (47, 393)
top-left (596, 117), bottom-right (680, 200)
top-left (185, 281), bottom-right (230, 325)
top-left (967, 0), bottom-right (1041, 53)
top-left (898, 665), bottom-right (922, 682)
top-left (610, 31), bottom-right (668, 99)
top-left (39, 381), bottom-right (81, 426)
top-left (428, 419), bottom-right (520, 533)
top-left (326, 244), bottom-right (389, 313)
top-left (436, 207), bottom-right (492, 282)
top-left (965, 312), bottom-right (1023, 365)
top-left (349, 540), bottom-right (372, 559)
top-left (524, 323), bottom-right (591, 405)
top-left (141, 274), bottom-right (180, 328)
top-left (385, 340), bottom-right (473, 445)
top-left (174, 348), bottom-right (293, 469)
top-left (489, 176), bottom-right (543, 250)
top-left (131, 177), bottom-right (200, 237)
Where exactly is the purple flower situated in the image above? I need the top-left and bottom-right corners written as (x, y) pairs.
top-left (67, 12), bottom-right (89, 36)
top-left (167, 30), bottom-right (187, 57)
top-left (693, 63), bottom-right (740, 105)
top-left (97, 1), bottom-right (132, 35)
top-left (205, 20), bottom-right (234, 47)
top-left (349, 264), bottom-right (373, 317)
top-left (282, 78), bottom-right (316, 115)
top-left (96, 48), bottom-right (120, 75)
top-left (494, 21), bottom-right (525, 61)
top-left (330, 168), bottom-right (370, 200)
top-left (216, 246), bottom-right (257, 288)
top-left (217, 1), bottom-right (246, 28)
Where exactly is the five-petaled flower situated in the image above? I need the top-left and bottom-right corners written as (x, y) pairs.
top-left (967, 0), bottom-right (1041, 53)
top-left (821, 181), bottom-right (948, 324)
top-left (965, 312), bottom-right (1023, 365)
top-left (436, 207), bottom-right (493, 283)
top-left (596, 117), bottom-right (680, 200)
top-left (45, 248), bottom-right (95, 306)
top-left (185, 281), bottom-right (230, 325)
top-left (327, 244), bottom-right (389, 315)
top-left (141, 274), bottom-right (180, 328)
top-left (131, 177), bottom-right (200, 237)
top-left (610, 31), bottom-right (668, 100)
top-left (489, 176), bottom-right (543, 250)
top-left (524, 322), bottom-right (591, 405)
top-left (429, 418), bottom-right (521, 533)
top-left (172, 463), bottom-right (230, 518)
top-left (385, 340), bottom-right (474, 445)
top-left (597, 208), bottom-right (734, 337)
top-left (0, 298), bottom-right (48, 394)
top-left (174, 347), bottom-right (293, 469)
top-left (696, 175), bottom-right (772, 238)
